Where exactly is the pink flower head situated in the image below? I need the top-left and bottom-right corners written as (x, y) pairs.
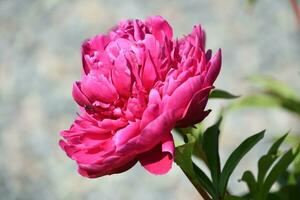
top-left (60, 16), bottom-right (222, 178)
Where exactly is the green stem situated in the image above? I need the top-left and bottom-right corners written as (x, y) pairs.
top-left (182, 172), bottom-right (212, 200)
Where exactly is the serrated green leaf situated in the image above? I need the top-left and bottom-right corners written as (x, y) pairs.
top-left (202, 116), bottom-right (222, 187)
top-left (257, 147), bottom-right (300, 200)
top-left (219, 130), bottom-right (265, 196)
top-left (257, 134), bottom-right (289, 185)
top-left (209, 89), bottom-right (240, 99)
top-left (175, 134), bottom-right (217, 199)
top-left (241, 170), bottom-right (257, 195)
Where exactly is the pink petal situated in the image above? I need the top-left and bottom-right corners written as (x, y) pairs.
top-left (81, 72), bottom-right (118, 103)
top-left (133, 20), bottom-right (145, 41)
top-left (78, 158), bottom-right (138, 178)
top-left (81, 40), bottom-right (92, 74)
top-left (146, 15), bottom-right (173, 43)
top-left (139, 89), bottom-right (161, 129)
top-left (162, 74), bottom-right (205, 120)
top-left (140, 104), bottom-right (160, 129)
top-left (81, 35), bottom-right (110, 74)
top-left (205, 49), bottom-right (222, 85)
top-left (141, 52), bottom-right (158, 90)
top-left (118, 111), bottom-right (176, 155)
top-left (176, 86), bottom-right (212, 127)
top-left (205, 49), bottom-right (212, 61)
top-left (98, 119), bottom-right (128, 130)
top-left (112, 54), bottom-right (132, 97)
top-left (113, 121), bottom-right (141, 146)
top-left (148, 88), bottom-right (162, 105)
top-left (81, 54), bottom-right (93, 75)
top-left (89, 34), bottom-right (110, 50)
top-left (143, 34), bottom-right (160, 59)
top-left (72, 82), bottom-right (91, 107)
top-left (139, 133), bottom-right (174, 175)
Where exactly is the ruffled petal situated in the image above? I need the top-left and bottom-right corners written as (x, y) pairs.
top-left (139, 133), bottom-right (174, 175)
top-left (81, 73), bottom-right (118, 103)
top-left (176, 86), bottom-right (212, 127)
top-left (72, 82), bottom-right (91, 106)
top-left (205, 49), bottom-right (222, 86)
top-left (146, 15), bottom-right (173, 43)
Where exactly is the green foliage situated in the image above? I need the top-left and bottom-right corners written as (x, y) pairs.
top-left (228, 94), bottom-right (281, 109)
top-left (175, 117), bottom-right (265, 200)
top-left (239, 134), bottom-right (300, 200)
top-left (209, 89), bottom-right (240, 99)
top-left (228, 76), bottom-right (300, 117)
top-left (249, 76), bottom-right (298, 99)
top-left (222, 76), bottom-right (300, 199)
top-left (241, 171), bottom-right (257, 194)
top-left (225, 196), bottom-right (247, 200)
top-left (219, 130), bottom-right (265, 197)
top-left (202, 116), bottom-right (222, 186)
top-left (175, 134), bottom-right (217, 199)
top-left (175, 117), bottom-right (298, 200)
top-left (268, 135), bottom-right (300, 200)
top-left (257, 134), bottom-right (288, 185)
top-left (175, 77), bottom-right (300, 200)
top-left (247, 0), bottom-right (257, 6)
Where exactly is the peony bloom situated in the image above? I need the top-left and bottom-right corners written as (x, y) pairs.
top-left (60, 16), bottom-right (221, 178)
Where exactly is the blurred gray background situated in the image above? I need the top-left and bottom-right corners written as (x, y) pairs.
top-left (0, 0), bottom-right (299, 199)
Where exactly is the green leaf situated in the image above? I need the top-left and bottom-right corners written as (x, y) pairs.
top-left (193, 163), bottom-right (218, 199)
top-left (269, 185), bottom-right (300, 200)
top-left (202, 116), bottom-right (222, 187)
top-left (247, 0), bottom-right (257, 6)
top-left (249, 76), bottom-right (299, 99)
top-left (209, 89), bottom-right (240, 99)
top-left (225, 195), bottom-right (247, 200)
top-left (175, 125), bottom-right (207, 163)
top-left (229, 94), bottom-right (300, 117)
top-left (249, 76), bottom-right (300, 116)
top-left (274, 95), bottom-right (300, 116)
top-left (257, 155), bottom-right (278, 186)
top-left (241, 170), bottom-right (257, 195)
top-left (257, 147), bottom-right (300, 200)
top-left (227, 76), bottom-right (300, 117)
top-left (257, 133), bottom-right (289, 185)
top-left (268, 133), bottom-right (289, 155)
top-left (218, 130), bottom-right (265, 196)
top-left (228, 94), bottom-right (281, 110)
top-left (175, 134), bottom-right (217, 199)
top-left (175, 134), bottom-right (196, 176)
top-left (193, 132), bottom-right (208, 165)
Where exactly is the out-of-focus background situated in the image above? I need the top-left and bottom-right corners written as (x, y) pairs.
top-left (0, 0), bottom-right (299, 199)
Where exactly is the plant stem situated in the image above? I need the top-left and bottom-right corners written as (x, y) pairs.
top-left (181, 171), bottom-right (212, 200)
top-left (189, 176), bottom-right (212, 200)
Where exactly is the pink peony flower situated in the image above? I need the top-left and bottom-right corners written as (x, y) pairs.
top-left (59, 16), bottom-right (221, 178)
